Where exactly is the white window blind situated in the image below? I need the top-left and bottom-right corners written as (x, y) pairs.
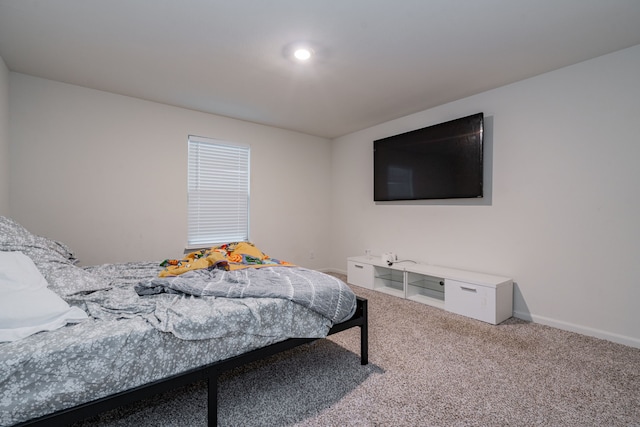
top-left (187, 135), bottom-right (250, 247)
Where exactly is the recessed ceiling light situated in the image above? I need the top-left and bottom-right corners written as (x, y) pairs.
top-left (293, 47), bottom-right (313, 61)
top-left (283, 42), bottom-right (317, 63)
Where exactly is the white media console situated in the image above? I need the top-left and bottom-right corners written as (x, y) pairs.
top-left (347, 256), bottom-right (513, 325)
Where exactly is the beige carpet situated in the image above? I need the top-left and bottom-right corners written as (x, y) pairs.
top-left (75, 275), bottom-right (640, 426)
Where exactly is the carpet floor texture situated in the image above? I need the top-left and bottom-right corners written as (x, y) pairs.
top-left (72, 275), bottom-right (640, 426)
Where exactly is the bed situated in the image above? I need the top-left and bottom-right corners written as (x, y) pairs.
top-left (0, 217), bottom-right (368, 426)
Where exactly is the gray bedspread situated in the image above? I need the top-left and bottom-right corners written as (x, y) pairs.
top-left (0, 297), bottom-right (332, 426)
top-left (0, 217), bottom-right (357, 426)
top-left (135, 266), bottom-right (357, 325)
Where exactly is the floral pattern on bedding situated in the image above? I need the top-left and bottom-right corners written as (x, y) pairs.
top-left (0, 295), bottom-right (330, 426)
top-left (0, 258), bottom-right (334, 426)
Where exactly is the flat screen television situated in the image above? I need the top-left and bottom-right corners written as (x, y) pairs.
top-left (373, 113), bottom-right (483, 201)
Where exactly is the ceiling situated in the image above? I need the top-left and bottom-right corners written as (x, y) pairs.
top-left (1, 0), bottom-right (640, 139)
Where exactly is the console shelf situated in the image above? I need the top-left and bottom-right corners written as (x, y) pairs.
top-left (373, 265), bottom-right (404, 297)
top-left (347, 256), bottom-right (513, 324)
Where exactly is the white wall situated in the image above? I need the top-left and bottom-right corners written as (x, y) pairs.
top-left (8, 74), bottom-right (333, 268)
top-left (330, 45), bottom-right (640, 347)
top-left (7, 46), bottom-right (640, 348)
top-left (0, 56), bottom-right (9, 216)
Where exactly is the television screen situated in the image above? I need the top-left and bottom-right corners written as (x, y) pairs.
top-left (373, 113), bottom-right (483, 201)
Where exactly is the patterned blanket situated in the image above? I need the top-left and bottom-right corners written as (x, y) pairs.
top-left (158, 241), bottom-right (293, 276)
top-left (136, 266), bottom-right (357, 325)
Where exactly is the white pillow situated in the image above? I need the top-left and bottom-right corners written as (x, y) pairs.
top-left (0, 251), bottom-right (88, 342)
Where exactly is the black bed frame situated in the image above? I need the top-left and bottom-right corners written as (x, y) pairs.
top-left (16, 297), bottom-right (368, 427)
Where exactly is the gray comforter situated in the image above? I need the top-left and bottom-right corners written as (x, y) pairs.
top-left (136, 266), bottom-right (356, 325)
top-left (0, 217), bottom-right (357, 426)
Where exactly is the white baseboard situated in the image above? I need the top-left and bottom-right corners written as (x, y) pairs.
top-left (513, 310), bottom-right (640, 349)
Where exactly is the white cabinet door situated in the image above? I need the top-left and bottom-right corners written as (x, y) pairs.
top-left (445, 279), bottom-right (497, 324)
top-left (347, 260), bottom-right (374, 289)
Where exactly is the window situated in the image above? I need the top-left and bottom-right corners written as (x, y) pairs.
top-left (187, 135), bottom-right (250, 247)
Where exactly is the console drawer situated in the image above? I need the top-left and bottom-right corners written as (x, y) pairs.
top-left (445, 279), bottom-right (497, 324)
top-left (347, 260), bottom-right (374, 289)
